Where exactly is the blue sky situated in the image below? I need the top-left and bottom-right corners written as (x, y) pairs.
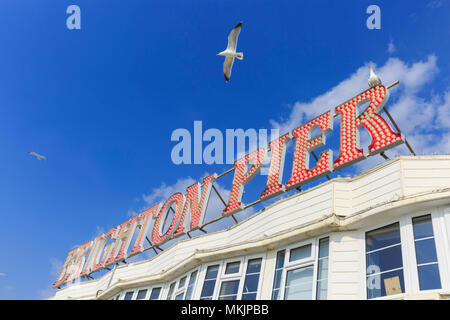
top-left (0, 0), bottom-right (449, 299)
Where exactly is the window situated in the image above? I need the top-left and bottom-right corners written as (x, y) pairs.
top-left (184, 270), bottom-right (198, 300)
top-left (166, 282), bottom-right (176, 300)
top-left (136, 289), bottom-right (147, 300)
top-left (123, 291), bottom-right (134, 300)
top-left (218, 280), bottom-right (240, 300)
top-left (364, 213), bottom-right (446, 299)
top-left (225, 261), bottom-right (240, 274)
top-left (271, 250), bottom-right (285, 300)
top-left (200, 265), bottom-right (219, 300)
top-left (412, 215), bottom-right (441, 291)
top-left (271, 237), bottom-right (329, 300)
top-left (365, 222), bottom-right (405, 299)
top-left (172, 269), bottom-right (199, 300)
top-left (199, 256), bottom-right (264, 300)
top-left (284, 265), bottom-right (314, 299)
top-left (316, 238), bottom-right (329, 300)
top-left (149, 287), bottom-right (161, 300)
top-left (242, 258), bottom-right (262, 300)
top-left (290, 244), bottom-right (311, 262)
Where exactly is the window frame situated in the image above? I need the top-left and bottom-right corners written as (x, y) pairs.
top-left (361, 207), bottom-right (450, 300)
top-left (196, 253), bottom-right (266, 300)
top-left (270, 237), bottom-right (329, 300)
top-left (115, 283), bottom-right (164, 300)
top-left (171, 268), bottom-right (201, 300)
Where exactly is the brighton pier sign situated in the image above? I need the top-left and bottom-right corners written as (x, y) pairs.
top-left (53, 83), bottom-right (404, 288)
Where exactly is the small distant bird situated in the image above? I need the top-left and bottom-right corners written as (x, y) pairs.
top-left (28, 152), bottom-right (47, 161)
top-left (217, 22), bottom-right (244, 82)
top-left (368, 65), bottom-right (382, 87)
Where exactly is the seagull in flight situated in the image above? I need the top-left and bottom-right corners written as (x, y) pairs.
top-left (28, 152), bottom-right (47, 161)
top-left (368, 65), bottom-right (382, 87)
top-left (217, 22), bottom-right (244, 82)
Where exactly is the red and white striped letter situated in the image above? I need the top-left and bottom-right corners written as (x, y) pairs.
top-left (285, 110), bottom-right (333, 190)
top-left (223, 148), bottom-right (267, 216)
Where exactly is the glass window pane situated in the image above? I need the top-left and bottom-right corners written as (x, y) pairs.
top-left (273, 270), bottom-right (283, 291)
top-left (366, 244), bottom-right (403, 273)
top-left (318, 238), bottom-right (329, 259)
top-left (415, 238), bottom-right (438, 265)
top-left (246, 259), bottom-right (262, 274)
top-left (412, 215), bottom-right (441, 291)
top-left (366, 223), bottom-right (401, 251)
top-left (124, 291), bottom-right (134, 300)
top-left (219, 280), bottom-right (240, 296)
top-left (272, 288), bottom-right (281, 300)
top-left (366, 269), bottom-right (404, 299)
top-left (275, 250), bottom-right (285, 269)
top-left (412, 215), bottom-right (434, 239)
top-left (316, 280), bottom-right (328, 300)
top-left (201, 265), bottom-right (219, 299)
top-left (149, 287), bottom-right (161, 300)
top-left (178, 276), bottom-right (186, 289)
top-left (219, 280), bottom-right (240, 300)
top-left (175, 293), bottom-right (184, 300)
top-left (184, 271), bottom-right (198, 300)
top-left (205, 265), bottom-right (219, 280)
top-left (136, 289), bottom-right (147, 300)
top-left (242, 293), bottom-right (257, 300)
top-left (316, 238), bottom-right (330, 300)
top-left (289, 244), bottom-right (312, 262)
top-left (243, 273), bottom-right (259, 293)
top-left (166, 282), bottom-right (175, 300)
top-left (200, 280), bottom-right (216, 299)
top-left (284, 266), bottom-right (314, 300)
top-left (225, 261), bottom-right (240, 274)
top-left (417, 264), bottom-right (441, 290)
top-left (317, 258), bottom-right (329, 281)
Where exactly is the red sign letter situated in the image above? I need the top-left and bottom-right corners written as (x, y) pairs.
top-left (105, 216), bottom-right (139, 266)
top-left (151, 193), bottom-right (185, 246)
top-left (334, 85), bottom-right (403, 170)
top-left (52, 247), bottom-right (79, 288)
top-left (174, 173), bottom-right (217, 235)
top-left (88, 227), bottom-right (119, 273)
top-left (260, 133), bottom-right (292, 201)
top-left (285, 110), bottom-right (333, 190)
top-left (129, 204), bottom-right (161, 256)
top-left (223, 148), bottom-right (267, 216)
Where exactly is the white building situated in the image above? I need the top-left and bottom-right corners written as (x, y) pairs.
top-left (48, 155), bottom-right (450, 300)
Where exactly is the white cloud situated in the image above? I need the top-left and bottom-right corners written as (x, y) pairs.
top-left (270, 55), bottom-right (439, 134)
top-left (427, 0), bottom-right (443, 8)
top-left (270, 54), bottom-right (450, 168)
top-left (143, 176), bottom-right (197, 205)
top-left (387, 39), bottom-right (396, 54)
top-left (50, 258), bottom-right (63, 278)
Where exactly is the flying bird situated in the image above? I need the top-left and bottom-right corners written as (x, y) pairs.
top-left (368, 65), bottom-right (382, 87)
top-left (28, 152), bottom-right (47, 161)
top-left (217, 22), bottom-right (244, 82)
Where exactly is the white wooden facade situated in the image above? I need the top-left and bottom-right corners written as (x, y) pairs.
top-left (48, 155), bottom-right (450, 300)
